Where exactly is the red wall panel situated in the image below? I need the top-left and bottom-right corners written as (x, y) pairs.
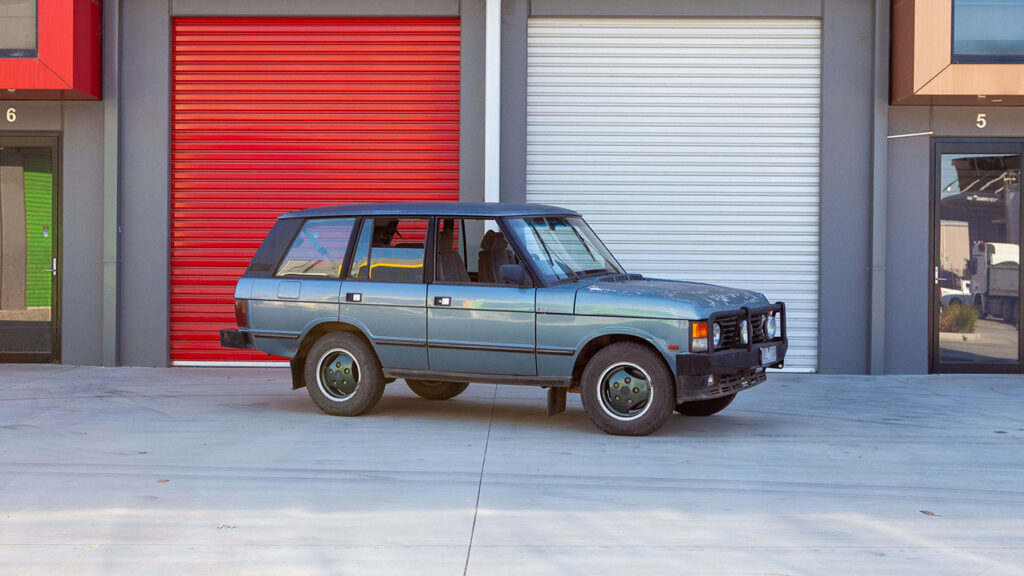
top-left (170, 17), bottom-right (460, 363)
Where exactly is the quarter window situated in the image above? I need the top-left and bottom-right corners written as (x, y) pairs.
top-left (276, 218), bottom-right (356, 278)
top-left (348, 217), bottom-right (428, 283)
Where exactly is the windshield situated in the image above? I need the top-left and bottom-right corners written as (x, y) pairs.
top-left (505, 216), bottom-right (624, 283)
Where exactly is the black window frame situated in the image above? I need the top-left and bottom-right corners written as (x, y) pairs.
top-left (930, 138), bottom-right (1024, 374)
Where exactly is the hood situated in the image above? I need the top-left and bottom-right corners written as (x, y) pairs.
top-left (573, 277), bottom-right (768, 320)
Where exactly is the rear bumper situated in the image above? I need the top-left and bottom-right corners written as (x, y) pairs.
top-left (220, 329), bottom-right (253, 350)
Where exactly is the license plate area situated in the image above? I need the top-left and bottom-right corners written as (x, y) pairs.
top-left (760, 345), bottom-right (778, 365)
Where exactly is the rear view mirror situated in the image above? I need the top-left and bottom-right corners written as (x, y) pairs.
top-left (498, 264), bottom-right (527, 286)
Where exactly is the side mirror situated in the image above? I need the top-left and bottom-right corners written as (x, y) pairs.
top-left (498, 264), bottom-right (528, 286)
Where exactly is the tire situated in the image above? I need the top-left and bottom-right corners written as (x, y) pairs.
top-left (406, 379), bottom-right (469, 400)
top-left (976, 295), bottom-right (988, 319)
top-left (580, 342), bottom-right (675, 436)
top-left (304, 332), bottom-right (385, 416)
top-left (949, 298), bottom-right (962, 307)
top-left (675, 393), bottom-right (735, 417)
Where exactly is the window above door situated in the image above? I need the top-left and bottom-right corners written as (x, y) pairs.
top-left (893, 0), bottom-right (1024, 105)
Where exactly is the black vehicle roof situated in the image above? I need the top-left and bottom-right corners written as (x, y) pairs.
top-left (280, 202), bottom-right (579, 220)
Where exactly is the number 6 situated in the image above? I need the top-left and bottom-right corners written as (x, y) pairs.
top-left (977, 113), bottom-right (987, 129)
top-left (5, 108), bottom-right (14, 123)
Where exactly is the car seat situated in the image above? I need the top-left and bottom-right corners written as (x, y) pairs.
top-left (436, 225), bottom-right (470, 283)
top-left (478, 230), bottom-right (516, 284)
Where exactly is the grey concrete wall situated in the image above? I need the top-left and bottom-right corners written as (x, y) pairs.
top-left (885, 105), bottom-right (1024, 373)
top-left (61, 101), bottom-right (106, 365)
top-left (499, 0), bottom-right (528, 203)
top-left (460, 0), bottom-right (486, 203)
top-left (819, 0), bottom-right (875, 373)
top-left (120, 0), bottom-right (170, 366)
top-left (885, 108), bottom-right (930, 373)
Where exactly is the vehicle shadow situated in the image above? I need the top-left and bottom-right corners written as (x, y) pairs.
top-left (270, 385), bottom-right (777, 437)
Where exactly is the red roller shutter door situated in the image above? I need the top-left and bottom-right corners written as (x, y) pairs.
top-left (170, 17), bottom-right (460, 363)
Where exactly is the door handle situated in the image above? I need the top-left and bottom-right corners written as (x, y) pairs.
top-left (44, 257), bottom-right (57, 277)
top-left (434, 296), bottom-right (451, 306)
top-left (346, 292), bottom-right (362, 303)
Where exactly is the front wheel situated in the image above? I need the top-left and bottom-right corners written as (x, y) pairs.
top-left (304, 332), bottom-right (385, 416)
top-left (675, 393), bottom-right (735, 416)
top-left (580, 342), bottom-right (675, 436)
top-left (406, 379), bottom-right (469, 400)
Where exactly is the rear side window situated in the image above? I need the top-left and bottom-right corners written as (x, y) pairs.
top-left (276, 218), bottom-right (356, 278)
top-left (348, 217), bottom-right (428, 283)
top-left (246, 218), bottom-right (303, 277)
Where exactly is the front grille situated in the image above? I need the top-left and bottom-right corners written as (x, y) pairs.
top-left (714, 313), bottom-right (769, 349)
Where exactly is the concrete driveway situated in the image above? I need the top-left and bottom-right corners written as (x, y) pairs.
top-left (1, 365), bottom-right (1022, 575)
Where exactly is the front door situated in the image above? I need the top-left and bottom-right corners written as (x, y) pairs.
top-left (932, 140), bottom-right (1023, 372)
top-left (0, 139), bottom-right (58, 363)
top-left (426, 218), bottom-right (537, 376)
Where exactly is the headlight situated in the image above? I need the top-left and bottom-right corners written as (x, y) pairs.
top-left (766, 314), bottom-right (778, 339)
top-left (712, 323), bottom-right (722, 348)
top-left (739, 319), bottom-right (749, 345)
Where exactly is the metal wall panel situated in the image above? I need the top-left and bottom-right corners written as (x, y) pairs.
top-left (170, 17), bottom-right (460, 363)
top-left (526, 18), bottom-right (821, 371)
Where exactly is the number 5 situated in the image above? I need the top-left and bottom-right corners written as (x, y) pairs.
top-left (5, 108), bottom-right (14, 123)
top-left (977, 113), bottom-right (987, 129)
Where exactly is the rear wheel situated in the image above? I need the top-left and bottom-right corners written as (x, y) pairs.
top-left (580, 342), bottom-right (674, 436)
top-left (406, 379), bottom-right (469, 400)
top-left (304, 332), bottom-right (385, 416)
top-left (675, 393), bottom-right (735, 417)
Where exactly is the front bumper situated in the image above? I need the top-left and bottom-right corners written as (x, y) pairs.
top-left (220, 329), bottom-right (253, 350)
top-left (674, 340), bottom-right (787, 401)
top-left (675, 301), bottom-right (788, 401)
top-left (676, 339), bottom-right (788, 376)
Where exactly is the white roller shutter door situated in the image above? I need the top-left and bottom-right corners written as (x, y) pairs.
top-left (527, 18), bottom-right (821, 372)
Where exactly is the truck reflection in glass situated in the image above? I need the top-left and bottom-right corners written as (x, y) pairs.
top-left (222, 203), bottom-right (787, 436)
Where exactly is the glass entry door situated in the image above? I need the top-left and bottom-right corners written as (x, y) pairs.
top-left (933, 141), bottom-right (1022, 372)
top-left (0, 142), bottom-right (57, 362)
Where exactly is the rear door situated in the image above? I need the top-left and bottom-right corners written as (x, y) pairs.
top-left (340, 216), bottom-right (429, 371)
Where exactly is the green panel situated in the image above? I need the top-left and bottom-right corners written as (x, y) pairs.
top-left (22, 151), bottom-right (52, 308)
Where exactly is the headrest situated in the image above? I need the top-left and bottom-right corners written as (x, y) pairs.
top-left (481, 230), bottom-right (508, 251)
top-left (438, 226), bottom-right (454, 248)
top-left (490, 232), bottom-right (509, 251)
top-left (480, 230), bottom-right (498, 250)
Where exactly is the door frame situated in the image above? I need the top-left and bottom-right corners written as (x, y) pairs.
top-left (0, 133), bottom-right (61, 363)
top-left (930, 138), bottom-right (1024, 373)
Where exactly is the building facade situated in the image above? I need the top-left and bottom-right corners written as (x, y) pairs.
top-left (0, 0), bottom-right (1021, 374)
